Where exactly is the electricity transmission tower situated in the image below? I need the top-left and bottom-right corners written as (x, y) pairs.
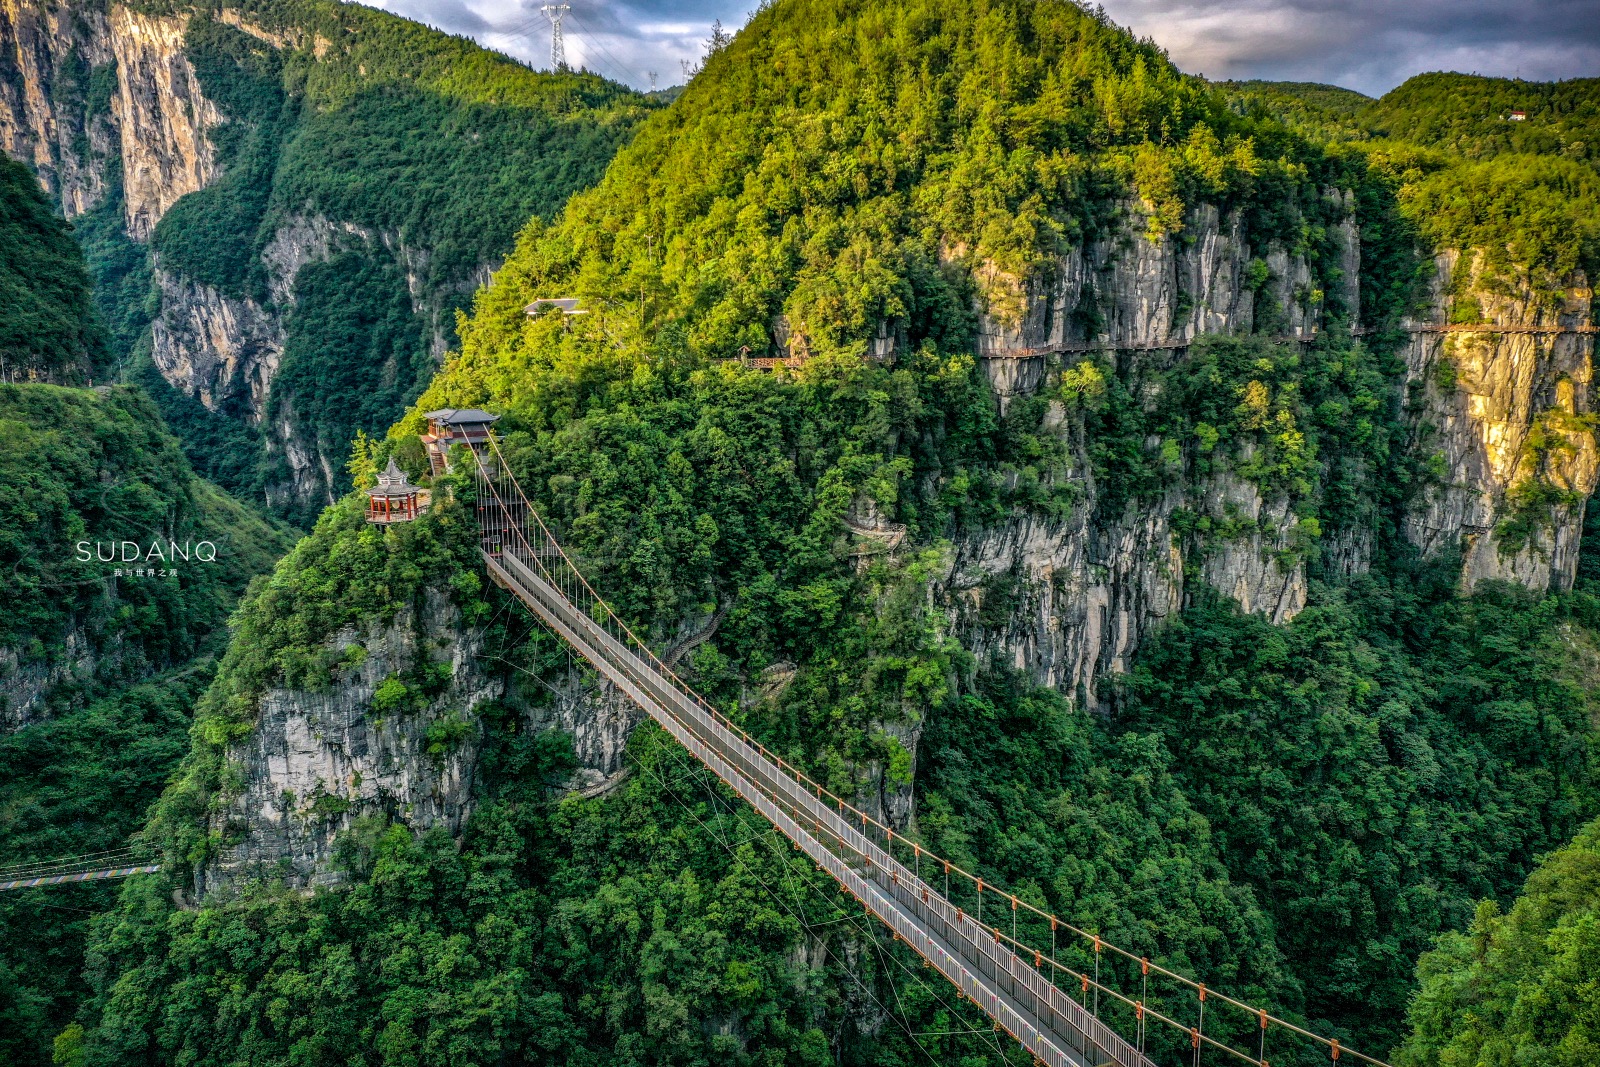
top-left (541, 2), bottom-right (571, 70)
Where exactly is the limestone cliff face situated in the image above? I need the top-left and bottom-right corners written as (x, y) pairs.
top-left (941, 460), bottom-right (1306, 711)
top-left (194, 578), bottom-right (655, 897)
top-left (946, 202), bottom-right (1322, 709)
top-left (150, 264), bottom-right (282, 412)
top-left (0, 0), bottom-right (115, 214)
top-left (1402, 253), bottom-right (1598, 592)
top-left (198, 590), bottom-right (497, 897)
top-left (1, 5), bottom-right (477, 514)
top-left (0, 624), bottom-right (109, 732)
top-left (106, 4), bottom-right (218, 239)
top-left (151, 209), bottom-right (473, 510)
top-left (942, 486), bottom-right (1183, 712)
top-left (973, 200), bottom-right (1333, 368)
top-left (0, 2), bottom-right (216, 232)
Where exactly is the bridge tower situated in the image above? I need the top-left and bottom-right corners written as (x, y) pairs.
top-left (421, 408), bottom-right (501, 476)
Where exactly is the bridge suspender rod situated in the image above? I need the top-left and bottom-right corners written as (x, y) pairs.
top-left (470, 432), bottom-right (1391, 1067)
top-left (484, 545), bottom-right (1135, 1067)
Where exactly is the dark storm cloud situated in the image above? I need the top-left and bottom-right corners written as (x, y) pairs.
top-left (1098, 0), bottom-right (1600, 95)
top-left (360, 0), bottom-right (1599, 96)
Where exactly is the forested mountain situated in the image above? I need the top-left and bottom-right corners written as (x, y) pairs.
top-left (16, 2), bottom-right (1590, 1066)
top-left (0, 146), bottom-right (293, 1061)
top-left (1229, 73), bottom-right (1600, 167)
top-left (0, 0), bottom-right (647, 523)
top-left (0, 154), bottom-right (290, 732)
top-left (1, 2), bottom-right (1597, 1066)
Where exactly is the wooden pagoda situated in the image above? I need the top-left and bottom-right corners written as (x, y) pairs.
top-left (366, 458), bottom-right (421, 525)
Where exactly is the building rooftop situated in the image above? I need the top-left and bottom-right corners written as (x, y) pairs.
top-left (423, 408), bottom-right (501, 426)
top-left (525, 297), bottom-right (586, 316)
top-left (368, 457), bottom-right (416, 498)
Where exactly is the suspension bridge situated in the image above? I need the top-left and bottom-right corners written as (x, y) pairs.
top-left (4, 428), bottom-right (1400, 1065)
top-left (468, 432), bottom-right (1387, 1067)
top-left (0, 848), bottom-right (158, 891)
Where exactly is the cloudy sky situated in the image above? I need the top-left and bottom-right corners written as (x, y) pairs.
top-left (361, 0), bottom-right (1599, 98)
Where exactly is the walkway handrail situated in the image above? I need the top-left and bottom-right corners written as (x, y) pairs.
top-left (469, 430), bottom-right (1392, 1067)
top-left (486, 547), bottom-right (1138, 1066)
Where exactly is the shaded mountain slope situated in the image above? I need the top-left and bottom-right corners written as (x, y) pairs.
top-left (0, 154), bottom-right (108, 381)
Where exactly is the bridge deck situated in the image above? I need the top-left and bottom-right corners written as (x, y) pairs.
top-left (484, 544), bottom-right (1153, 1067)
top-left (0, 865), bottom-right (160, 892)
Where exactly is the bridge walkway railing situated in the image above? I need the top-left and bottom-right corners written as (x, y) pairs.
top-left (483, 545), bottom-right (1147, 1067)
top-left (468, 430), bottom-right (1393, 1067)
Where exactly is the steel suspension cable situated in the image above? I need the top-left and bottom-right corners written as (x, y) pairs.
top-left (653, 737), bottom-right (1023, 1066)
top-left (471, 433), bottom-right (1383, 1067)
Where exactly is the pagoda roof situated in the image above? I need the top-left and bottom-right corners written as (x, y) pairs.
top-left (368, 457), bottom-right (417, 498)
top-left (423, 408), bottom-right (500, 426)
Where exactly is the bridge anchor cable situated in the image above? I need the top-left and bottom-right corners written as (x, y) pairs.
top-left (468, 433), bottom-right (1390, 1067)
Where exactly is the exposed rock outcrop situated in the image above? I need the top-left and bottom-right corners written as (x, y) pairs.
top-left (1403, 253), bottom-right (1598, 592)
top-left (973, 202), bottom-right (1327, 360)
top-left (1, 5), bottom-right (478, 515)
top-left (522, 670), bottom-right (642, 792)
top-left (150, 265), bottom-right (283, 414)
top-left (945, 490), bottom-right (1184, 711)
top-left (195, 578), bottom-right (659, 895)
top-left (941, 202), bottom-right (1325, 709)
top-left (0, 0), bottom-right (115, 215)
top-left (198, 590), bottom-right (497, 897)
top-left (0, 624), bottom-right (107, 732)
top-left (107, 4), bottom-right (218, 239)
top-left (1, 2), bottom-right (225, 236)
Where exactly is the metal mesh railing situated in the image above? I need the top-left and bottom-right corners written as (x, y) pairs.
top-left (468, 432), bottom-right (1390, 1067)
top-left (0, 848), bottom-right (159, 892)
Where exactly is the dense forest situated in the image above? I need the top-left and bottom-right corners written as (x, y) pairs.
top-left (1396, 815), bottom-right (1600, 1066)
top-left (1225, 74), bottom-right (1600, 294)
top-left (0, 148), bottom-right (293, 1059)
top-left (0, 156), bottom-right (108, 381)
top-left (1228, 73), bottom-right (1600, 167)
top-left (2, 1), bottom-right (1598, 1066)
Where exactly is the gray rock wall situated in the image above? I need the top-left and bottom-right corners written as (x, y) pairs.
top-left (1402, 253), bottom-right (1598, 591)
top-left (0, 3), bottom-right (486, 512)
top-left (198, 590), bottom-right (498, 896)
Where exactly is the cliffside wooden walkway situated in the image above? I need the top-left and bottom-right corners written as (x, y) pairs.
top-left (979, 323), bottom-right (1598, 360)
top-left (469, 433), bottom-right (1392, 1067)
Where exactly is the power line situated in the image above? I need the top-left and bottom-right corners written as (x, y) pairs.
top-left (563, 7), bottom-right (650, 89)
